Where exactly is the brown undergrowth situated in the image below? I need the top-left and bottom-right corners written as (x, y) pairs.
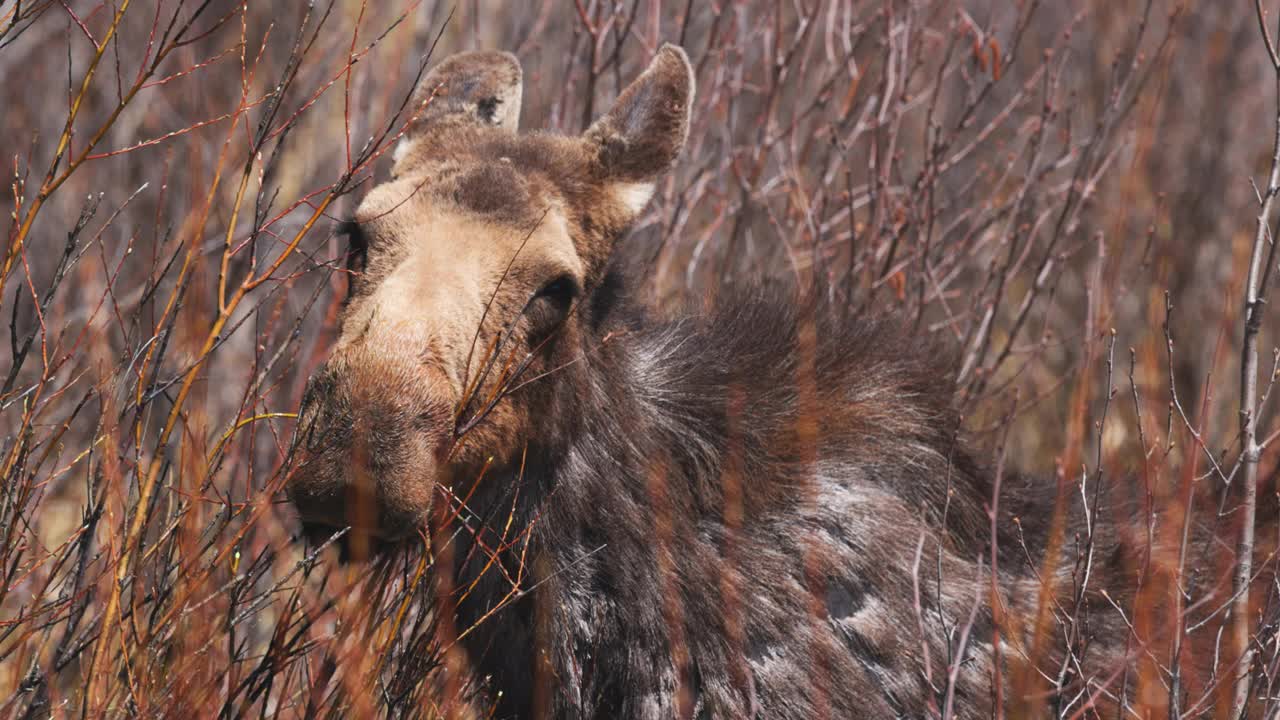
top-left (2, 1), bottom-right (1279, 717)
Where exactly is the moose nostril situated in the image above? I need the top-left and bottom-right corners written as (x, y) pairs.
top-left (296, 370), bottom-right (338, 448)
top-left (300, 365), bottom-right (335, 407)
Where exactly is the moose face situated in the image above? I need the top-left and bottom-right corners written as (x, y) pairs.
top-left (289, 46), bottom-right (693, 546)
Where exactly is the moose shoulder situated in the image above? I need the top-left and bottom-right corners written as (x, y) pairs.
top-left (290, 45), bottom-right (1144, 719)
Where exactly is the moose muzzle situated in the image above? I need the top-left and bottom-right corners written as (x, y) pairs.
top-left (289, 347), bottom-right (454, 552)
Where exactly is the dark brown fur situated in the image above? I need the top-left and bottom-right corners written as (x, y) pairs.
top-left (289, 46), bottom-right (1270, 718)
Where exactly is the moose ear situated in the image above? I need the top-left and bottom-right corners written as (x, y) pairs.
top-left (584, 44), bottom-right (694, 217)
top-left (395, 50), bottom-right (523, 165)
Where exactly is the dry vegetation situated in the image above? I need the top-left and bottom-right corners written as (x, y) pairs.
top-left (3, 0), bottom-right (1280, 717)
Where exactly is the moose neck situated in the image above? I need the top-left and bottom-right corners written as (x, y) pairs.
top-left (439, 273), bottom-right (1017, 717)
top-left (445, 265), bottom-right (657, 578)
top-left (440, 267), bottom-right (692, 709)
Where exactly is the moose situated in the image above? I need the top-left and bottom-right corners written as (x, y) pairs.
top-left (287, 45), bottom-right (1261, 718)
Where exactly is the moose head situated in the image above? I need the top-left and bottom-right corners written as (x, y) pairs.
top-left (289, 46), bottom-right (695, 548)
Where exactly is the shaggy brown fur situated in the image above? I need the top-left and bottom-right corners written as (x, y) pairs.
top-left (289, 46), bottom-right (1270, 719)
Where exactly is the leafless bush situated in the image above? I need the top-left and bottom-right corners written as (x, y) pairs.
top-left (2, 0), bottom-right (1278, 717)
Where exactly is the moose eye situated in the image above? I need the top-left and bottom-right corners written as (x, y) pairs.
top-left (524, 275), bottom-right (579, 342)
top-left (535, 275), bottom-right (579, 309)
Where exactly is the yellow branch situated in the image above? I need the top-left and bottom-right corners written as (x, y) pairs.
top-left (1, 0), bottom-right (132, 282)
top-left (206, 412), bottom-right (298, 466)
top-left (86, 194), bottom-right (334, 714)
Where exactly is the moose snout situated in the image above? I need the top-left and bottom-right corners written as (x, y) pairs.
top-left (288, 357), bottom-right (454, 550)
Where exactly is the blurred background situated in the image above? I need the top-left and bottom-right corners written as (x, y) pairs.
top-left (2, 0), bottom-right (1278, 716)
